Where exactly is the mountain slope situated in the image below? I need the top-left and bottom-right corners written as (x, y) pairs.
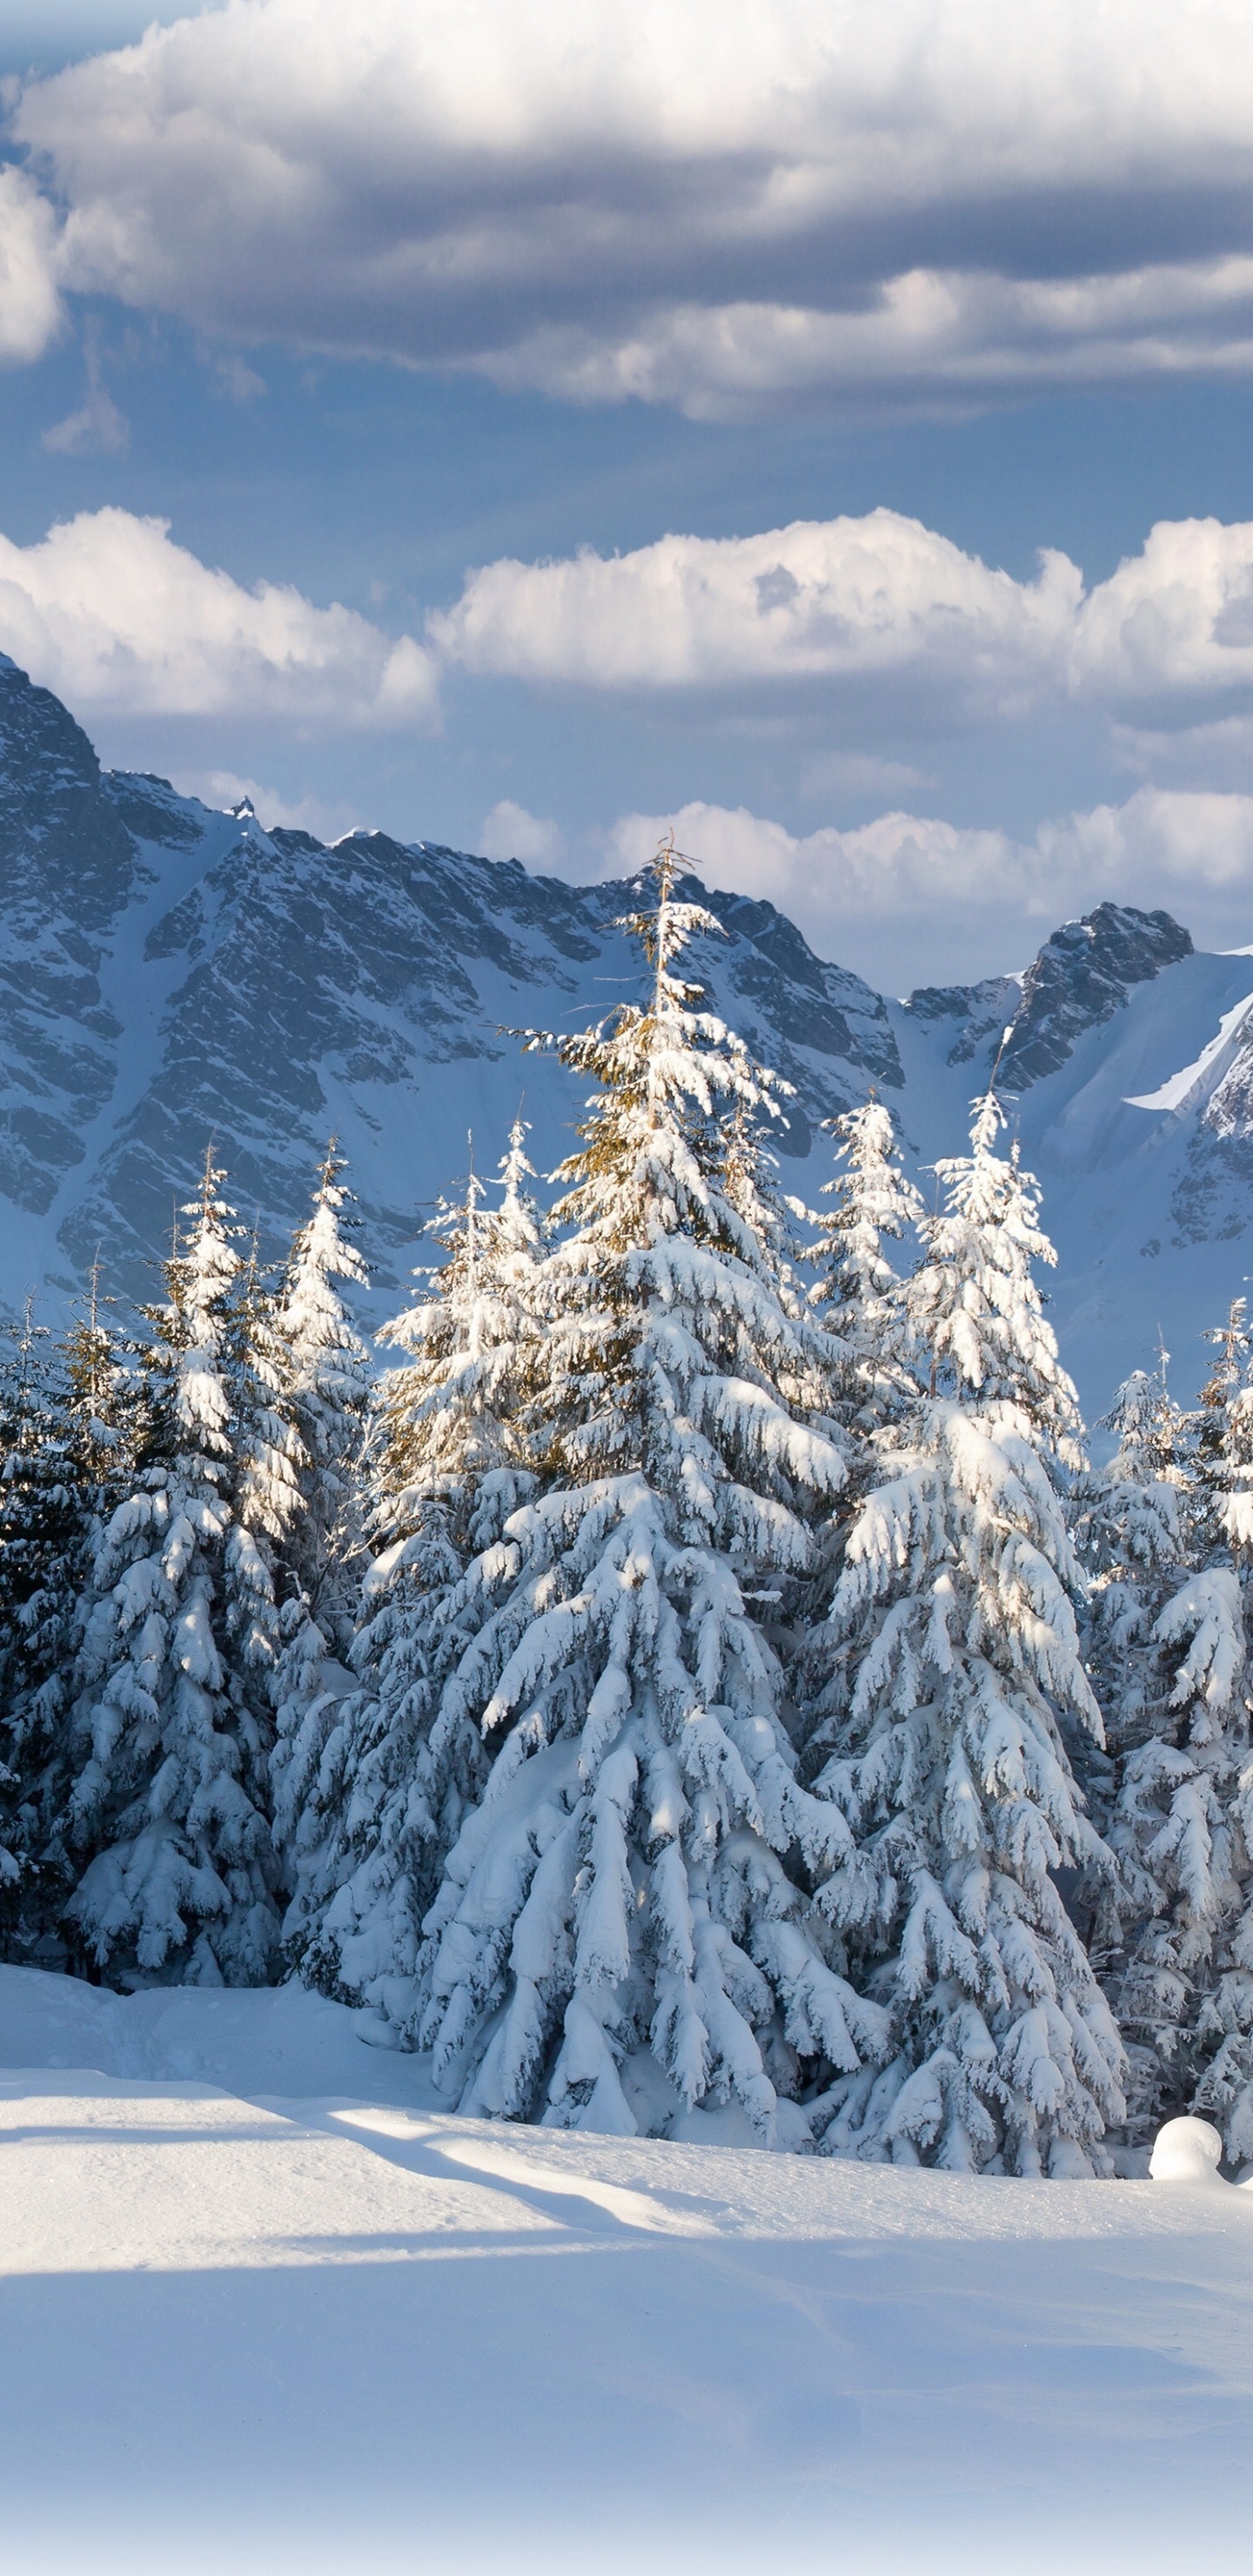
top-left (2, 654), bottom-right (1253, 1414)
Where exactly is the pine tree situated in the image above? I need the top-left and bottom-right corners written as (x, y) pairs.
top-left (0, 1278), bottom-right (143, 1958)
top-left (811, 1097), bottom-right (924, 1435)
top-left (274, 1142), bottom-right (371, 1645)
top-left (268, 1144), bottom-right (372, 1907)
top-left (1073, 1371), bottom-right (1188, 1833)
top-left (64, 1154), bottom-right (284, 1985)
top-left (801, 1093), bottom-right (1126, 2175)
top-left (0, 1307), bottom-right (81, 1953)
top-left (403, 849), bottom-right (885, 2141)
top-left (288, 1119), bottom-right (545, 2008)
top-left (1062, 1364), bottom-right (1196, 2146)
top-left (1106, 1305), bottom-right (1253, 2157)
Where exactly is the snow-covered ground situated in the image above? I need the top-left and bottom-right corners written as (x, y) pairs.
top-left (1, 1969), bottom-right (1250, 2573)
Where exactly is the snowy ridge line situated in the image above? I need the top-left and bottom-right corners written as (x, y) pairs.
top-left (1125, 990), bottom-right (1253, 1116)
top-left (3, 643), bottom-right (1253, 1407)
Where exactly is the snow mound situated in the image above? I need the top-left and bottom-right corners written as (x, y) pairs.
top-left (1149, 2113), bottom-right (1227, 2184)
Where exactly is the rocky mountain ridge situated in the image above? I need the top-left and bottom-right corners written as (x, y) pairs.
top-left (2, 652), bottom-right (1253, 1413)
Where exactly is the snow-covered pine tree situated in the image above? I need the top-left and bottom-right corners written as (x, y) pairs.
top-left (0, 1276), bottom-right (143, 1957)
top-left (0, 1307), bottom-right (81, 1954)
top-left (273, 1142), bottom-right (371, 1647)
top-left (286, 1118), bottom-right (545, 2006)
top-left (64, 1153), bottom-right (285, 1985)
top-left (801, 1090), bottom-right (1126, 2175)
top-left (407, 847), bottom-right (886, 2141)
top-left (1073, 1369), bottom-right (1189, 1830)
top-left (268, 1144), bottom-right (372, 1898)
top-left (231, 1220), bottom-right (306, 1637)
top-left (810, 1097), bottom-right (923, 1436)
top-left (1106, 1303), bottom-right (1253, 2159)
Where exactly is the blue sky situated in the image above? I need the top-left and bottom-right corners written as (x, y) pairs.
top-left (3, 0), bottom-right (1253, 990)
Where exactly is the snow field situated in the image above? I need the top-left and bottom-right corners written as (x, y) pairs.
top-left (1, 1969), bottom-right (1252, 2576)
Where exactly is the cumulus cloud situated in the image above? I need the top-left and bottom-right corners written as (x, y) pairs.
top-left (0, 507), bottom-right (439, 727)
top-left (14, 0), bottom-right (1253, 416)
top-left (432, 510), bottom-right (1253, 744)
top-left (432, 511), bottom-right (1079, 725)
top-left (478, 801), bottom-right (566, 867)
top-left (600, 789), bottom-right (1253, 986)
top-left (8, 498), bottom-right (1253, 760)
top-left (0, 165), bottom-right (64, 366)
top-left (1072, 519), bottom-right (1253, 709)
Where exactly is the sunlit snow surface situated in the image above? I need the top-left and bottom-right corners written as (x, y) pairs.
top-left (0, 1969), bottom-right (1250, 2573)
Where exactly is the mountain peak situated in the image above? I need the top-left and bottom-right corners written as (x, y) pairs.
top-left (998, 902), bottom-right (1193, 1093)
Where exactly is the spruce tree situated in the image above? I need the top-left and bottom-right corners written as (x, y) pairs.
top-left (802, 1093), bottom-right (1126, 2174)
top-left (0, 1308), bottom-right (80, 1953)
top-left (0, 1279), bottom-right (141, 1958)
top-left (811, 1097), bottom-right (924, 1435)
top-left (403, 849), bottom-right (884, 2139)
top-left (274, 1142), bottom-right (371, 1645)
top-left (64, 1155), bottom-right (284, 1985)
top-left (1106, 1305), bottom-right (1253, 2157)
top-left (269, 1144), bottom-right (372, 1902)
top-left (288, 1119), bottom-right (545, 2006)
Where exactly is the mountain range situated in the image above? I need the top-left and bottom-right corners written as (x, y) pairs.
top-left (3, 647), bottom-right (1253, 1419)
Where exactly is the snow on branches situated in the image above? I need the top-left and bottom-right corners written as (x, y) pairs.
top-left (800, 1092), bottom-right (1126, 2175)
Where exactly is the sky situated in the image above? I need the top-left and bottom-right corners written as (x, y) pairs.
top-left (3, 3), bottom-right (1253, 990)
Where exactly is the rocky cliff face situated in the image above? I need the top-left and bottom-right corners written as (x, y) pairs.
top-left (0, 655), bottom-right (141, 1223)
top-left (0, 660), bottom-right (901, 1311)
top-left (998, 904), bottom-right (1195, 1092)
top-left (0, 652), bottom-right (1251, 1411)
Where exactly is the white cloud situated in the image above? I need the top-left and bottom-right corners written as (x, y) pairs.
top-left (599, 788), bottom-right (1253, 984)
top-left (603, 802), bottom-right (1033, 935)
top-left (432, 511), bottom-right (1081, 723)
top-left (478, 800), bottom-right (565, 867)
top-left (8, 497), bottom-right (1253, 762)
top-left (1072, 519), bottom-right (1253, 707)
top-left (15, 0), bottom-right (1253, 416)
top-left (432, 510), bottom-right (1253, 745)
top-left (478, 258), bottom-right (1253, 420)
top-left (0, 165), bottom-right (64, 366)
top-left (0, 507), bottom-right (439, 727)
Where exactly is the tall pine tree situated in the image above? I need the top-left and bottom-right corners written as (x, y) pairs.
top-left (64, 1155), bottom-right (284, 1985)
top-left (1106, 1305), bottom-right (1253, 2158)
top-left (288, 1119), bottom-right (545, 2006)
top-left (403, 849), bottom-right (885, 2139)
top-left (811, 1097), bottom-right (923, 1437)
top-left (801, 1093), bottom-right (1125, 2174)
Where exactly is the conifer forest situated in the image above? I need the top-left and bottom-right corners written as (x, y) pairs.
top-left (3, 845), bottom-right (1250, 2181)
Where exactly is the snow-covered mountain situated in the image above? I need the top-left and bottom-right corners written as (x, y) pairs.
top-left (3, 647), bottom-right (1253, 1414)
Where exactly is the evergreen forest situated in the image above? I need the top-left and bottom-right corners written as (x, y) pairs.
top-left (3, 847), bottom-right (1252, 2178)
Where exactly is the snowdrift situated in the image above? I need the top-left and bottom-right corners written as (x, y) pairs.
top-left (1, 1966), bottom-right (1250, 2575)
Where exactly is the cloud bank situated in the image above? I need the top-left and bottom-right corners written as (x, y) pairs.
top-left (433, 511), bottom-right (1253, 753)
top-left (13, 0), bottom-right (1253, 413)
top-left (2, 496), bottom-right (1253, 981)
top-left (7, 499), bottom-right (1253, 756)
top-left (599, 790), bottom-right (1253, 984)
top-left (0, 508), bottom-right (438, 727)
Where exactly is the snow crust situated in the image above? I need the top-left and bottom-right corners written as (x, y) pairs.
top-left (1, 1965), bottom-right (1252, 2575)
